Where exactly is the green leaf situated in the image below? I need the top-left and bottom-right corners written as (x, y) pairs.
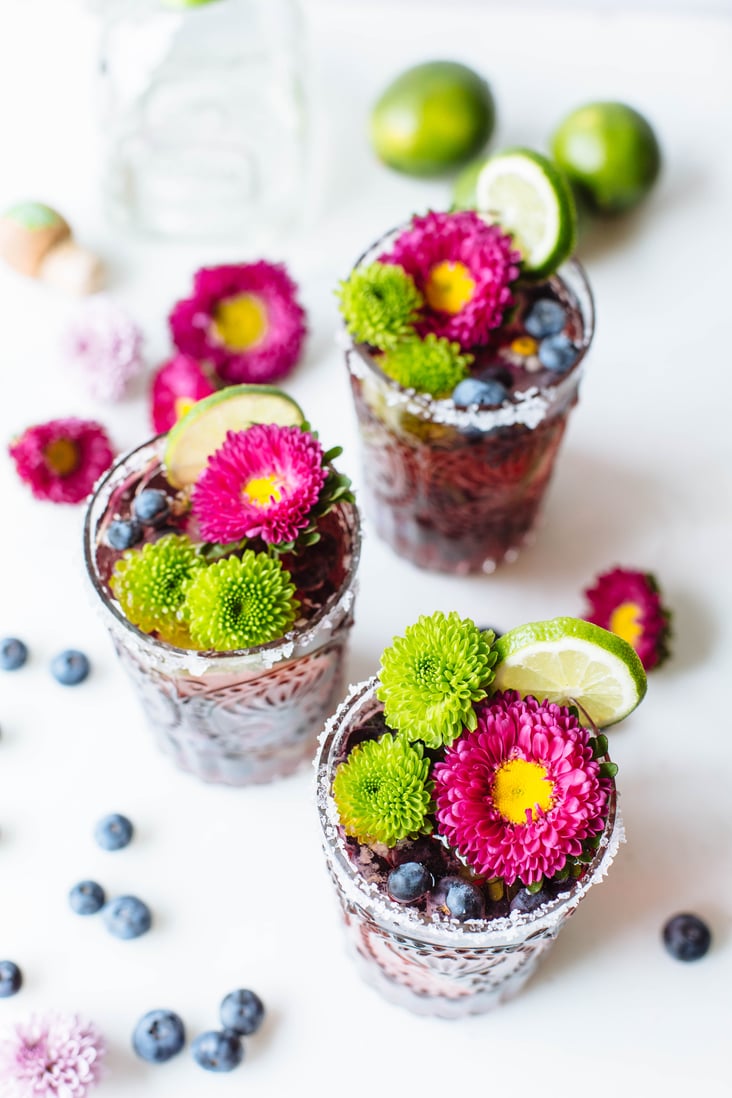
top-left (599, 761), bottom-right (619, 779)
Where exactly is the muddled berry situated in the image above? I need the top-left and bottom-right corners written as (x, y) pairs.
top-left (452, 377), bottom-right (509, 408)
top-left (524, 298), bottom-right (566, 338)
top-left (107, 518), bottom-right (143, 550)
top-left (510, 886), bottom-right (554, 915)
top-left (443, 878), bottom-right (486, 921)
top-left (538, 333), bottom-right (578, 373)
top-left (662, 913), bottom-right (712, 962)
top-left (387, 862), bottom-right (433, 904)
top-left (133, 489), bottom-right (170, 525)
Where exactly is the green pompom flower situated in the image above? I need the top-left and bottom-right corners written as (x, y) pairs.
top-left (377, 611), bottom-right (497, 749)
top-left (337, 262), bottom-right (423, 349)
top-left (379, 334), bottom-right (472, 397)
top-left (333, 733), bottom-right (433, 847)
top-left (110, 534), bottom-right (203, 646)
top-left (182, 550), bottom-right (298, 651)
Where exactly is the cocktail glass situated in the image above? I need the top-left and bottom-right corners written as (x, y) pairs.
top-left (84, 436), bottom-right (361, 786)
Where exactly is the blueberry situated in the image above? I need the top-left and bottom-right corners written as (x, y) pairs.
top-left (0, 961), bottom-right (22, 998)
top-left (452, 377), bottom-right (509, 408)
top-left (220, 989), bottom-right (265, 1036)
top-left (132, 1009), bottom-right (186, 1063)
top-left (662, 913), bottom-right (712, 962)
top-left (106, 518), bottom-right (143, 550)
top-left (510, 887), bottom-right (554, 915)
top-left (0, 637), bottom-right (28, 671)
top-left (444, 878), bottom-right (486, 921)
top-left (538, 333), bottom-right (578, 373)
top-left (50, 649), bottom-right (90, 686)
top-left (191, 1030), bottom-right (244, 1073)
top-left (133, 489), bottom-right (169, 525)
top-left (103, 895), bottom-right (152, 940)
top-left (94, 813), bottom-right (134, 851)
top-left (387, 862), bottom-right (433, 904)
top-left (69, 880), bottom-right (106, 916)
top-left (524, 298), bottom-right (566, 338)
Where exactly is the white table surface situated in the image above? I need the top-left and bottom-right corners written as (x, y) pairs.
top-left (1, 2), bottom-right (731, 1096)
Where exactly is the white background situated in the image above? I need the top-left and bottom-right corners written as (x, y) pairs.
top-left (1, 1), bottom-right (731, 1096)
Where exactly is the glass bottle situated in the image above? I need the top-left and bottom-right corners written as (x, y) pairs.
top-left (94, 0), bottom-right (306, 242)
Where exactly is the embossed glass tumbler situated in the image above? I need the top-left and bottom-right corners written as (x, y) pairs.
top-left (315, 679), bottom-right (623, 1018)
top-left (84, 437), bottom-right (361, 786)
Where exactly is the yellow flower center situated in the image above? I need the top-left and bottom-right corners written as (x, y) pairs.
top-left (213, 293), bottom-right (268, 351)
top-left (609, 601), bottom-right (643, 648)
top-left (43, 438), bottom-right (80, 476)
top-left (492, 758), bottom-right (554, 825)
top-left (424, 261), bottom-right (475, 314)
top-left (510, 335), bottom-right (538, 356)
top-left (243, 473), bottom-right (282, 508)
top-left (173, 396), bottom-right (196, 424)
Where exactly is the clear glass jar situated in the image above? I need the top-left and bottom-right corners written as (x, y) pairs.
top-left (94, 0), bottom-right (306, 241)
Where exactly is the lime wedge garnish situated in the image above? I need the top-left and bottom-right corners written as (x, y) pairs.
top-left (493, 616), bottom-right (646, 727)
top-left (163, 384), bottom-right (305, 489)
top-left (474, 148), bottom-right (577, 279)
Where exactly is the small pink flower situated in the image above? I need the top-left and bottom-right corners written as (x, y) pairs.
top-left (63, 295), bottom-right (145, 402)
top-left (583, 566), bottom-right (671, 671)
top-left (169, 261), bottom-right (307, 385)
top-left (149, 353), bottom-right (217, 434)
top-left (192, 423), bottom-right (327, 545)
top-left (8, 418), bottom-right (115, 504)
top-left (0, 1011), bottom-right (106, 1098)
top-left (433, 691), bottom-right (611, 886)
top-left (381, 210), bottom-right (521, 350)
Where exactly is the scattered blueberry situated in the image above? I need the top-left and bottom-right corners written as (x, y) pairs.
top-left (524, 298), bottom-right (566, 338)
top-left (0, 961), bottom-right (22, 998)
top-left (510, 887), bottom-right (554, 915)
top-left (538, 332), bottom-right (578, 373)
top-left (0, 637), bottom-right (28, 671)
top-left (452, 377), bottom-right (509, 408)
top-left (103, 895), bottom-right (152, 940)
top-left (50, 649), bottom-right (90, 686)
top-left (191, 1029), bottom-right (244, 1073)
top-left (387, 862), bottom-right (433, 904)
top-left (662, 913), bottom-right (712, 962)
top-left (94, 813), bottom-right (134, 851)
top-left (106, 518), bottom-right (143, 551)
top-left (220, 989), bottom-right (265, 1036)
top-left (133, 489), bottom-right (169, 525)
top-left (69, 880), bottom-right (106, 916)
top-left (132, 1009), bottom-right (186, 1063)
top-left (443, 878), bottom-right (486, 921)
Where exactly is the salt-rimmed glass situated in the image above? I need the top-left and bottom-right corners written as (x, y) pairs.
top-left (315, 677), bottom-right (623, 1018)
top-left (343, 228), bottom-right (595, 574)
top-left (84, 437), bottom-right (361, 786)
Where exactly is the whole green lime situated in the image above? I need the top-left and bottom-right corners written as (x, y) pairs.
top-left (550, 101), bottom-right (661, 215)
top-left (370, 60), bottom-right (495, 178)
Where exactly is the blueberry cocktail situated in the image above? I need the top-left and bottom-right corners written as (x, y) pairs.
top-left (84, 386), bottom-right (360, 786)
top-left (339, 189), bottom-right (593, 574)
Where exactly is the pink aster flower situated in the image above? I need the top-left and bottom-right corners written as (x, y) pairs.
top-left (169, 261), bottom-right (307, 385)
top-left (192, 423), bottom-right (327, 545)
top-left (63, 294), bottom-right (145, 401)
top-left (149, 353), bottom-right (217, 434)
top-left (381, 210), bottom-right (521, 350)
top-left (583, 566), bottom-right (671, 671)
top-left (433, 691), bottom-right (611, 886)
top-left (8, 417), bottom-right (115, 504)
top-left (0, 1011), bottom-right (106, 1098)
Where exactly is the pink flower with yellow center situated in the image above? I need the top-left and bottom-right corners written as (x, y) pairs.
top-left (191, 423), bottom-right (327, 545)
top-left (583, 566), bottom-right (671, 671)
top-left (8, 417), bottom-right (115, 504)
top-left (433, 691), bottom-right (611, 886)
top-left (381, 211), bottom-right (521, 350)
top-left (169, 261), bottom-right (307, 386)
top-left (150, 353), bottom-right (217, 434)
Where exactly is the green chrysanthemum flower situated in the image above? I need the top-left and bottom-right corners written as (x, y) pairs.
top-left (337, 262), bottom-right (423, 349)
top-left (333, 733), bottom-right (433, 847)
top-left (182, 550), bottom-right (298, 651)
top-left (377, 611), bottom-right (497, 749)
top-left (110, 534), bottom-right (203, 646)
top-left (379, 334), bottom-right (472, 397)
